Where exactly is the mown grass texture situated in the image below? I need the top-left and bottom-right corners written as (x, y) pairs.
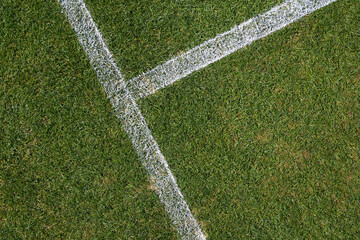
top-left (1, 0), bottom-right (359, 239)
top-left (139, 0), bottom-right (360, 238)
top-left (85, 0), bottom-right (282, 79)
top-left (0, 1), bottom-right (177, 239)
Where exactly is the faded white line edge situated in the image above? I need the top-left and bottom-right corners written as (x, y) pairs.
top-left (57, 0), bottom-right (205, 239)
top-left (127, 0), bottom-right (337, 99)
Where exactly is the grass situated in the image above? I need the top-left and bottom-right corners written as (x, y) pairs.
top-left (84, 0), bottom-right (282, 79)
top-left (0, 1), bottom-right (176, 239)
top-left (139, 0), bottom-right (360, 238)
top-left (1, 0), bottom-right (359, 239)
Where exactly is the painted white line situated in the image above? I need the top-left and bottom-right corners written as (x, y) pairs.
top-left (127, 0), bottom-right (337, 99)
top-left (57, 1), bottom-right (205, 239)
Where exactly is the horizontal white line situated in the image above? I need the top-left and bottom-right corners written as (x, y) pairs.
top-left (127, 0), bottom-right (336, 99)
top-left (57, 0), bottom-right (205, 239)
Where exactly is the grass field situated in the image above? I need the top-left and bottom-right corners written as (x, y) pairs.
top-left (1, 0), bottom-right (360, 239)
top-left (140, 1), bottom-right (360, 238)
top-left (1, 1), bottom-right (177, 239)
top-left (85, 0), bottom-right (282, 79)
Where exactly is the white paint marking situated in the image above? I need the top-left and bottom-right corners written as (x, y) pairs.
top-left (57, 1), bottom-right (205, 239)
top-left (127, 0), bottom-right (336, 99)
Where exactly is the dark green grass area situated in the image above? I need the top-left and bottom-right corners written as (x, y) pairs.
top-left (0, 1), bottom-right (177, 239)
top-left (140, 1), bottom-right (360, 238)
top-left (85, 0), bottom-right (282, 79)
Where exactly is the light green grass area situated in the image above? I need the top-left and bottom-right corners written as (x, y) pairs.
top-left (0, 1), bottom-right (177, 239)
top-left (139, 0), bottom-right (360, 238)
top-left (85, 0), bottom-right (282, 79)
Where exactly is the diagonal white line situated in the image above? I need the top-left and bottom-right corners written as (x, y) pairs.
top-left (127, 0), bottom-right (337, 99)
top-left (57, 0), bottom-right (205, 239)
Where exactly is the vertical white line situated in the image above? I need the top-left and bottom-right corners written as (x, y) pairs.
top-left (57, 1), bottom-right (205, 239)
top-left (126, 0), bottom-right (337, 99)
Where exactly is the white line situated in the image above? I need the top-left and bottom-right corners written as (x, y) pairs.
top-left (127, 0), bottom-right (336, 99)
top-left (57, 1), bottom-right (205, 239)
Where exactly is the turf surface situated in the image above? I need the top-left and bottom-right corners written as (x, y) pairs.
top-left (1, 0), bottom-right (359, 239)
top-left (85, 0), bottom-right (282, 79)
top-left (0, 1), bottom-right (177, 239)
top-left (139, 0), bottom-right (360, 238)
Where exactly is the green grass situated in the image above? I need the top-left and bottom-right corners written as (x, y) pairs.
top-left (1, 0), bottom-right (359, 239)
top-left (85, 0), bottom-right (282, 79)
top-left (0, 1), bottom-right (176, 239)
top-left (139, 0), bottom-right (360, 238)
